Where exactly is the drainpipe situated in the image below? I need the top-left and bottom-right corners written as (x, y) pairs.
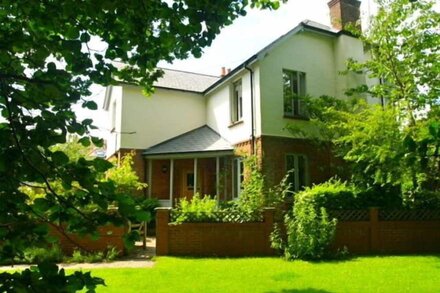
top-left (245, 65), bottom-right (255, 155)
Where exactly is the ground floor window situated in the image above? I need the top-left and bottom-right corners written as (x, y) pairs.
top-left (232, 158), bottom-right (244, 199)
top-left (285, 154), bottom-right (308, 193)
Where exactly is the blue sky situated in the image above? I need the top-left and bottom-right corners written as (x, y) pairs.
top-left (80, 0), bottom-right (377, 137)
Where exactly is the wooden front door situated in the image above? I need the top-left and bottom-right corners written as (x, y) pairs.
top-left (180, 168), bottom-right (202, 199)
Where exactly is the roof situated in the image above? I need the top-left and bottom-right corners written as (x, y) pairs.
top-left (154, 68), bottom-right (219, 93)
top-left (143, 125), bottom-right (233, 156)
top-left (204, 20), bottom-right (347, 94)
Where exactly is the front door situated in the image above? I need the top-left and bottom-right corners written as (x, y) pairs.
top-left (180, 169), bottom-right (201, 199)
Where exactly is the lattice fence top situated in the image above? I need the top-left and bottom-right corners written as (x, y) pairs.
top-left (379, 209), bottom-right (440, 221)
top-left (170, 209), bottom-right (264, 224)
top-left (328, 210), bottom-right (369, 221)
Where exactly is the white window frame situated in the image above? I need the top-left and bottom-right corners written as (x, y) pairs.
top-left (110, 100), bottom-right (117, 131)
top-left (230, 80), bottom-right (243, 123)
top-left (283, 69), bottom-right (306, 117)
top-left (232, 157), bottom-right (244, 199)
top-left (285, 153), bottom-right (309, 193)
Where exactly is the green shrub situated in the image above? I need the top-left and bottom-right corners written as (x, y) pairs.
top-left (300, 179), bottom-right (403, 210)
top-left (69, 246), bottom-right (120, 263)
top-left (274, 191), bottom-right (337, 260)
top-left (172, 194), bottom-right (219, 224)
top-left (22, 245), bottom-right (63, 264)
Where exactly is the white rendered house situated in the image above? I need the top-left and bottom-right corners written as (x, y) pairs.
top-left (103, 0), bottom-right (371, 206)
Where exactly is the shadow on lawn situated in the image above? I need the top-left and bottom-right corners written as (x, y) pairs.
top-left (266, 288), bottom-right (333, 293)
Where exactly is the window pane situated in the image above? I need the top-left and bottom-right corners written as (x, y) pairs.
top-left (286, 154), bottom-right (308, 193)
top-left (232, 81), bottom-right (242, 122)
top-left (298, 155), bottom-right (307, 190)
top-left (286, 155), bottom-right (296, 191)
top-left (283, 71), bottom-right (293, 114)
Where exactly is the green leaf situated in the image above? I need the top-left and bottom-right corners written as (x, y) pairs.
top-left (78, 137), bottom-right (91, 147)
top-left (52, 151), bottom-right (69, 165)
top-left (93, 158), bottom-right (113, 172)
top-left (83, 101), bottom-right (98, 110)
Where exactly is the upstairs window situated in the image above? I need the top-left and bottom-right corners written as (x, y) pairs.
top-left (283, 70), bottom-right (307, 117)
top-left (286, 154), bottom-right (309, 194)
top-left (231, 80), bottom-right (243, 123)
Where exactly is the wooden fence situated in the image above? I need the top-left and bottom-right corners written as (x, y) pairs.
top-left (331, 208), bottom-right (440, 254)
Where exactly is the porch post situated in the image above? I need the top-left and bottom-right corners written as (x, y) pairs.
top-left (193, 158), bottom-right (198, 196)
top-left (224, 157), bottom-right (228, 199)
top-left (169, 159), bottom-right (174, 206)
top-left (147, 159), bottom-right (152, 198)
top-left (216, 157), bottom-right (220, 200)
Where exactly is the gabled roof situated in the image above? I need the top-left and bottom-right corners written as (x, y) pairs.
top-left (154, 68), bottom-right (219, 93)
top-left (203, 20), bottom-right (348, 95)
top-left (143, 125), bottom-right (233, 157)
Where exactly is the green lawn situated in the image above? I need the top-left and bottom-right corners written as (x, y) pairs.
top-left (89, 256), bottom-right (440, 293)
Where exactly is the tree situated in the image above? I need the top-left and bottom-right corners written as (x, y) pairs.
top-left (295, 0), bottom-right (440, 203)
top-left (0, 1), bottom-right (284, 291)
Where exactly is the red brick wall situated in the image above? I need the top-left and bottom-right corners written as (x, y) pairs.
top-left (259, 135), bottom-right (341, 188)
top-left (156, 208), bottom-right (276, 256)
top-left (49, 224), bottom-right (127, 256)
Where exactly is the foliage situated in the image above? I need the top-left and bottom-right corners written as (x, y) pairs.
top-left (273, 190), bottom-right (337, 260)
top-left (286, 0), bottom-right (440, 204)
top-left (21, 246), bottom-right (64, 265)
top-left (298, 179), bottom-right (402, 210)
top-left (70, 247), bottom-right (119, 263)
top-left (0, 0), bottom-right (285, 290)
top-left (236, 155), bottom-right (287, 217)
top-left (236, 156), bottom-right (266, 217)
top-left (106, 152), bottom-right (147, 195)
top-left (171, 194), bottom-right (219, 224)
top-left (171, 194), bottom-right (264, 224)
top-left (0, 262), bottom-right (104, 293)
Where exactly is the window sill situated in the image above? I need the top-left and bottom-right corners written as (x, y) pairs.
top-left (228, 120), bottom-right (244, 128)
top-left (283, 115), bottom-right (309, 121)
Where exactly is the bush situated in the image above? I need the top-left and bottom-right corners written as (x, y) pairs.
top-left (21, 245), bottom-right (63, 264)
top-left (272, 190), bottom-right (337, 260)
top-left (299, 179), bottom-right (403, 210)
top-left (69, 246), bottom-right (120, 263)
top-left (172, 194), bottom-right (219, 224)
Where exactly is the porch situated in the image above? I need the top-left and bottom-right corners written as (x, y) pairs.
top-left (143, 126), bottom-right (242, 207)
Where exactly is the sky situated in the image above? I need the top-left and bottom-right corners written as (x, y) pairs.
top-left (78, 0), bottom-right (378, 138)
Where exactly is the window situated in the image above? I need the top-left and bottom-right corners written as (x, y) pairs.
top-left (283, 70), bottom-right (306, 117)
top-left (286, 154), bottom-right (308, 193)
top-left (232, 158), bottom-right (244, 199)
top-left (231, 80), bottom-right (243, 123)
top-left (110, 100), bottom-right (117, 131)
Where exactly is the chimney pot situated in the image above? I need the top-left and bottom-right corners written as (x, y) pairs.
top-left (328, 0), bottom-right (361, 31)
top-left (220, 67), bottom-right (226, 77)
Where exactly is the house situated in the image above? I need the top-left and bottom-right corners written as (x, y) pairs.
top-left (103, 0), bottom-right (371, 207)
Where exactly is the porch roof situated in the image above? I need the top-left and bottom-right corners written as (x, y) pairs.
top-left (143, 125), bottom-right (234, 157)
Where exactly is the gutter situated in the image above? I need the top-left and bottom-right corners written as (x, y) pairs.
top-left (204, 55), bottom-right (258, 95)
top-left (244, 64), bottom-right (256, 155)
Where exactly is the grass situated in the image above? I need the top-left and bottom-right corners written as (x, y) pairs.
top-left (88, 255), bottom-right (440, 293)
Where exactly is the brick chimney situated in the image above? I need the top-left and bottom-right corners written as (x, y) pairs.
top-left (328, 0), bottom-right (361, 31)
top-left (220, 67), bottom-right (226, 77)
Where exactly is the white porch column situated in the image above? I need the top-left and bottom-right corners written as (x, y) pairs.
top-left (169, 159), bottom-right (174, 206)
top-left (193, 158), bottom-right (198, 196)
top-left (224, 157), bottom-right (228, 199)
top-left (147, 159), bottom-right (152, 198)
top-left (216, 157), bottom-right (220, 199)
